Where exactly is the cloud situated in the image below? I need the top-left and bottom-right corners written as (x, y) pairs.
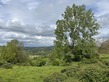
top-left (0, 0), bottom-right (108, 46)
top-left (97, 14), bottom-right (109, 28)
top-left (0, 18), bottom-right (55, 46)
top-left (0, 19), bottom-right (55, 36)
top-left (96, 13), bottom-right (109, 39)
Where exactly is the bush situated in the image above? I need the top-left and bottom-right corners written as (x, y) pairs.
top-left (52, 59), bottom-right (59, 66)
top-left (0, 60), bottom-right (4, 66)
top-left (77, 67), bottom-right (108, 82)
top-left (43, 72), bottom-right (67, 82)
top-left (2, 63), bottom-right (13, 69)
top-left (32, 56), bottom-right (38, 60)
top-left (61, 66), bottom-right (79, 77)
top-left (30, 58), bottom-right (46, 67)
top-left (81, 58), bottom-right (99, 64)
top-left (63, 52), bottom-right (74, 63)
top-left (103, 61), bottom-right (109, 66)
top-left (61, 64), bottom-right (109, 82)
top-left (36, 59), bottom-right (46, 67)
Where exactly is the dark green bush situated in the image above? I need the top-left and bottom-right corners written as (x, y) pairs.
top-left (29, 60), bottom-right (39, 66)
top-left (32, 56), bottom-right (38, 60)
top-left (61, 66), bottom-right (79, 77)
top-left (19, 62), bottom-right (31, 66)
top-left (29, 57), bottom-right (47, 66)
top-left (61, 64), bottom-right (109, 82)
top-left (2, 63), bottom-right (13, 69)
top-left (36, 59), bottom-right (46, 67)
top-left (52, 60), bottom-right (59, 66)
top-left (61, 62), bottom-right (71, 66)
top-left (43, 72), bottom-right (67, 82)
top-left (77, 67), bottom-right (108, 82)
top-left (103, 61), bottom-right (109, 66)
top-left (81, 58), bottom-right (98, 64)
top-left (63, 52), bottom-right (74, 63)
top-left (0, 61), bottom-right (4, 66)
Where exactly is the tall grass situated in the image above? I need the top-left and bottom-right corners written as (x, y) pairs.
top-left (0, 66), bottom-right (64, 82)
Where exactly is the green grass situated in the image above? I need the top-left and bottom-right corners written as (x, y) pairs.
top-left (100, 54), bottom-right (109, 61)
top-left (0, 54), bottom-right (109, 82)
top-left (0, 66), bottom-right (65, 82)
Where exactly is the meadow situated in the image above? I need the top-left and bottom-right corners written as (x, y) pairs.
top-left (0, 54), bottom-right (109, 82)
top-left (100, 54), bottom-right (109, 62)
top-left (0, 66), bottom-right (65, 82)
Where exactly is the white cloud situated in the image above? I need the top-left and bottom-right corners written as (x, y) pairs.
top-left (0, 0), bottom-right (108, 46)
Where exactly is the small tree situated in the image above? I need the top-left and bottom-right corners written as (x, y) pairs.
top-left (1, 39), bottom-right (26, 64)
top-left (54, 4), bottom-right (100, 61)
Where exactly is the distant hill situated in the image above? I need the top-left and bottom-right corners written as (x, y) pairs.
top-left (0, 46), bottom-right (54, 55)
top-left (24, 46), bottom-right (54, 55)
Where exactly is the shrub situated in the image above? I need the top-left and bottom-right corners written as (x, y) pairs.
top-left (29, 57), bottom-right (47, 66)
top-left (63, 52), bottom-right (74, 63)
top-left (103, 61), bottom-right (109, 66)
top-left (43, 72), bottom-right (67, 82)
top-left (52, 59), bottom-right (59, 66)
top-left (61, 64), bottom-right (109, 82)
top-left (81, 58), bottom-right (99, 64)
top-left (77, 67), bottom-right (108, 82)
top-left (36, 59), bottom-right (46, 67)
top-left (0, 60), bottom-right (4, 66)
top-left (61, 66), bottom-right (79, 77)
top-left (29, 60), bottom-right (36, 66)
top-left (2, 63), bottom-right (13, 69)
top-left (19, 62), bottom-right (31, 66)
top-left (32, 56), bottom-right (38, 60)
top-left (61, 62), bottom-right (71, 66)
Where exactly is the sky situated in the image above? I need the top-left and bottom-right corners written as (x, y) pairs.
top-left (0, 0), bottom-right (109, 47)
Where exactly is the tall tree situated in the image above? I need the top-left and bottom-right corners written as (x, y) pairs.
top-left (54, 4), bottom-right (100, 61)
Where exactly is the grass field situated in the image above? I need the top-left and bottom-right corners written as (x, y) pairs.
top-left (100, 54), bottom-right (109, 61)
top-left (0, 54), bottom-right (109, 82)
top-left (0, 66), bottom-right (65, 82)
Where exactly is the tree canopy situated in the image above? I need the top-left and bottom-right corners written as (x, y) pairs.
top-left (1, 39), bottom-right (26, 63)
top-left (54, 4), bottom-right (100, 61)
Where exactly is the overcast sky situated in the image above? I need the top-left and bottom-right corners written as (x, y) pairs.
top-left (0, 0), bottom-right (109, 47)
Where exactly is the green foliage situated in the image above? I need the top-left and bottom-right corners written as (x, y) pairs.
top-left (54, 4), bottom-right (100, 61)
top-left (0, 60), bottom-right (4, 66)
top-left (52, 59), bottom-right (60, 66)
top-left (30, 57), bottom-right (47, 66)
top-left (44, 56), bottom-right (109, 82)
top-left (1, 62), bottom-right (13, 69)
top-left (63, 52), bottom-right (74, 63)
top-left (43, 73), bottom-right (67, 82)
top-left (0, 39), bottom-right (26, 64)
top-left (77, 67), bottom-right (108, 82)
top-left (81, 58), bottom-right (99, 64)
top-left (61, 63), bottom-right (109, 82)
top-left (36, 59), bottom-right (46, 67)
top-left (103, 61), bottom-right (109, 66)
top-left (61, 66), bottom-right (79, 77)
